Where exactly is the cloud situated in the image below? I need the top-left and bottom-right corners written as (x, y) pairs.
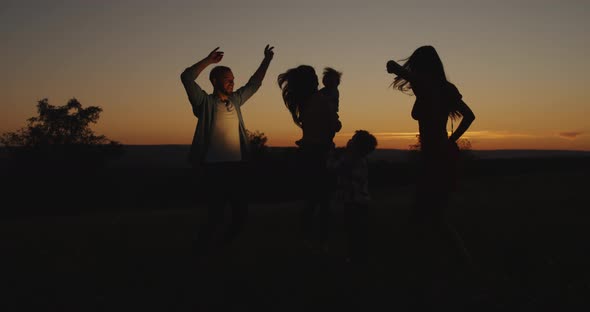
top-left (463, 131), bottom-right (536, 139)
top-left (558, 131), bottom-right (584, 140)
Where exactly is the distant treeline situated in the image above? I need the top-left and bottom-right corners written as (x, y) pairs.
top-left (15, 145), bottom-right (584, 169)
top-left (1, 146), bottom-right (589, 217)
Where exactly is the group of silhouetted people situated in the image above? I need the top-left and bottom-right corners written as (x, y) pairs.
top-left (180, 44), bottom-right (475, 269)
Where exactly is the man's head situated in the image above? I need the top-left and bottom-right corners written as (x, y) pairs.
top-left (209, 66), bottom-right (234, 96)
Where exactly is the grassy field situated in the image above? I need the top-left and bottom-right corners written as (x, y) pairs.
top-left (1, 158), bottom-right (589, 311)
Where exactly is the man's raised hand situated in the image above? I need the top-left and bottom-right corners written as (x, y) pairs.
top-left (207, 47), bottom-right (224, 64)
top-left (264, 44), bottom-right (275, 60)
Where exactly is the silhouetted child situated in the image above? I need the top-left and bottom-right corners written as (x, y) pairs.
top-left (295, 67), bottom-right (342, 147)
top-left (329, 130), bottom-right (377, 264)
top-left (319, 67), bottom-right (341, 113)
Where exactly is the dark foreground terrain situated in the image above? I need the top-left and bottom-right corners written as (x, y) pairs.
top-left (1, 153), bottom-right (589, 311)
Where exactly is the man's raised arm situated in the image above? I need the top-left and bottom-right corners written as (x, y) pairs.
top-left (180, 47), bottom-right (224, 114)
top-left (181, 47), bottom-right (223, 82)
top-left (235, 45), bottom-right (275, 105)
top-left (251, 44), bottom-right (274, 83)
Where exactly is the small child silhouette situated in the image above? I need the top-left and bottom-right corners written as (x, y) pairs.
top-left (329, 130), bottom-right (377, 264)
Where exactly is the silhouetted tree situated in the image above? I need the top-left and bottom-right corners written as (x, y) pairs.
top-left (2, 98), bottom-right (114, 146)
top-left (408, 134), bottom-right (422, 152)
top-left (408, 135), bottom-right (473, 152)
top-left (1, 98), bottom-right (122, 169)
top-left (408, 135), bottom-right (475, 160)
top-left (246, 130), bottom-right (268, 160)
top-left (456, 138), bottom-right (471, 151)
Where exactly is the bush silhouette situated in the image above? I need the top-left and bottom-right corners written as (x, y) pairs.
top-left (246, 129), bottom-right (268, 160)
top-left (407, 134), bottom-right (476, 167)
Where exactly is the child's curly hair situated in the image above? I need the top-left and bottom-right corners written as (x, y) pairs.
top-left (352, 130), bottom-right (377, 156)
top-left (322, 67), bottom-right (342, 86)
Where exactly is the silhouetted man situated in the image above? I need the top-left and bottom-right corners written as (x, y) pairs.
top-left (180, 45), bottom-right (274, 252)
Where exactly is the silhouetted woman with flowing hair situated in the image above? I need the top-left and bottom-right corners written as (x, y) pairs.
top-left (387, 46), bottom-right (476, 305)
top-left (278, 65), bottom-right (341, 250)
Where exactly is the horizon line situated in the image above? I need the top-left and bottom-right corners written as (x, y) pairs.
top-left (111, 144), bottom-right (590, 152)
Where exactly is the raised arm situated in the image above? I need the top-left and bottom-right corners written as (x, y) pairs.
top-left (181, 47), bottom-right (223, 82)
top-left (180, 47), bottom-right (223, 114)
top-left (235, 45), bottom-right (275, 105)
top-left (252, 44), bottom-right (274, 83)
top-left (449, 100), bottom-right (476, 142)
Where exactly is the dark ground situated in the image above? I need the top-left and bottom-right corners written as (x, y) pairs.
top-left (1, 155), bottom-right (589, 311)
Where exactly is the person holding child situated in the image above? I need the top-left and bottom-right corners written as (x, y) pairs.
top-left (278, 65), bottom-right (342, 248)
top-left (296, 67), bottom-right (342, 148)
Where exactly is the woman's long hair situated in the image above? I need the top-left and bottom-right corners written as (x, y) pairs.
top-left (278, 65), bottom-right (319, 128)
top-left (393, 45), bottom-right (461, 119)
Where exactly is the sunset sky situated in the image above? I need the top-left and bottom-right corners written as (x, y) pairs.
top-left (1, 0), bottom-right (589, 150)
